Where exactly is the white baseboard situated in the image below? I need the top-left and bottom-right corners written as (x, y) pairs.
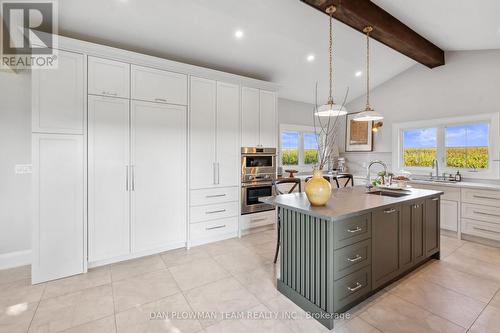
top-left (0, 250), bottom-right (32, 270)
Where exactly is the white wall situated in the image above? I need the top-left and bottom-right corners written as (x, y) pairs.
top-left (0, 70), bottom-right (32, 266)
top-left (340, 50), bottom-right (500, 177)
top-left (278, 98), bottom-right (315, 127)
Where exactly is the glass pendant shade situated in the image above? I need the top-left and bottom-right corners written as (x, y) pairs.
top-left (315, 101), bottom-right (348, 117)
top-left (353, 106), bottom-right (383, 121)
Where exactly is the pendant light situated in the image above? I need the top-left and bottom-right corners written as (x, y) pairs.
top-left (353, 26), bottom-right (383, 122)
top-left (314, 5), bottom-right (347, 117)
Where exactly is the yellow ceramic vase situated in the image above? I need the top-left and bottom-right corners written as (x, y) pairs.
top-left (305, 169), bottom-right (332, 206)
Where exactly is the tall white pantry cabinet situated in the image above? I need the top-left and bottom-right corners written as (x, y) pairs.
top-left (31, 36), bottom-right (278, 283)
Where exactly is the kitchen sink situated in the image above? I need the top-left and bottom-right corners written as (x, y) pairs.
top-left (367, 190), bottom-right (411, 198)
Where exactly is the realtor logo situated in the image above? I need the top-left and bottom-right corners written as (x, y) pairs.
top-left (1, 0), bottom-right (58, 69)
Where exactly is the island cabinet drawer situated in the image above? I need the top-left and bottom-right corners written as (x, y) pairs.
top-left (190, 217), bottom-right (238, 245)
top-left (190, 202), bottom-right (239, 224)
top-left (334, 239), bottom-right (371, 280)
top-left (462, 218), bottom-right (500, 241)
top-left (462, 188), bottom-right (500, 206)
top-left (334, 214), bottom-right (371, 249)
top-left (334, 266), bottom-right (371, 312)
top-left (190, 187), bottom-right (239, 206)
top-left (462, 203), bottom-right (500, 225)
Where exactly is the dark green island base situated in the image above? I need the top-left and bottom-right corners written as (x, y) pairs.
top-left (265, 186), bottom-right (442, 330)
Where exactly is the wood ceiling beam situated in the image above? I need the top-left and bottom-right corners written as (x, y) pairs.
top-left (301, 0), bottom-right (445, 68)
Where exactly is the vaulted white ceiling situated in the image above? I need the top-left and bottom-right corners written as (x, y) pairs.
top-left (57, 0), bottom-right (500, 105)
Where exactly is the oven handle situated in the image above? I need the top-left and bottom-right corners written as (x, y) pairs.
top-left (241, 182), bottom-right (274, 188)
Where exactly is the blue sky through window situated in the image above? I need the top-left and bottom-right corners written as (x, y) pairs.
top-left (403, 128), bottom-right (437, 148)
top-left (445, 124), bottom-right (489, 147)
top-left (281, 131), bottom-right (299, 149)
top-left (304, 133), bottom-right (319, 150)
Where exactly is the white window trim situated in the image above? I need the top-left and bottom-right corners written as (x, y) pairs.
top-left (392, 113), bottom-right (500, 180)
top-left (279, 124), bottom-right (321, 171)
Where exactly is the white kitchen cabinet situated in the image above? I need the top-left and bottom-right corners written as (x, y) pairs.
top-left (241, 87), bottom-right (277, 148)
top-left (32, 134), bottom-right (85, 283)
top-left (441, 199), bottom-right (458, 232)
top-left (32, 50), bottom-right (84, 134)
top-left (190, 77), bottom-right (240, 189)
top-left (131, 101), bottom-right (187, 252)
top-left (216, 82), bottom-right (240, 187)
top-left (88, 56), bottom-right (130, 98)
top-left (241, 87), bottom-right (260, 147)
top-left (190, 77), bottom-right (217, 189)
top-left (259, 90), bottom-right (277, 148)
top-left (88, 96), bottom-right (130, 262)
top-left (131, 65), bottom-right (187, 105)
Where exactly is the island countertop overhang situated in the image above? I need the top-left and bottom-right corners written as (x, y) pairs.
top-left (262, 186), bottom-right (443, 221)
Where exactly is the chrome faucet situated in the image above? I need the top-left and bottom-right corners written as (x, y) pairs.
top-left (366, 160), bottom-right (387, 189)
top-left (432, 158), bottom-right (439, 179)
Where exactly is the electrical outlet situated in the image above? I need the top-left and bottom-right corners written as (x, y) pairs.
top-left (15, 164), bottom-right (32, 174)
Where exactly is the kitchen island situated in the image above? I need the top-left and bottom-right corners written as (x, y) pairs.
top-left (266, 186), bottom-right (442, 329)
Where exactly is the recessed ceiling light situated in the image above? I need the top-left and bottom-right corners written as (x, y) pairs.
top-left (234, 30), bottom-right (244, 39)
top-left (306, 54), bottom-right (315, 62)
top-left (355, 71), bottom-right (363, 77)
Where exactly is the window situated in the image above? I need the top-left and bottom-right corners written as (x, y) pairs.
top-left (393, 114), bottom-right (499, 179)
top-left (304, 133), bottom-right (319, 165)
top-left (445, 124), bottom-right (489, 169)
top-left (280, 125), bottom-right (321, 168)
top-left (403, 128), bottom-right (437, 167)
top-left (281, 131), bottom-right (299, 165)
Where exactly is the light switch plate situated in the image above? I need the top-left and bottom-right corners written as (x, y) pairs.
top-left (15, 164), bottom-right (32, 174)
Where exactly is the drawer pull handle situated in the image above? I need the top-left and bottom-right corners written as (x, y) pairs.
top-left (206, 194), bottom-right (226, 198)
top-left (473, 211), bottom-right (500, 218)
top-left (347, 282), bottom-right (363, 292)
top-left (347, 226), bottom-right (362, 233)
top-left (206, 209), bottom-right (226, 214)
top-left (155, 98), bottom-right (167, 102)
top-left (102, 91), bottom-right (118, 96)
top-left (384, 208), bottom-right (396, 214)
top-left (250, 218), bottom-right (267, 223)
top-left (346, 254), bottom-right (363, 262)
top-left (473, 195), bottom-right (499, 201)
top-left (206, 225), bottom-right (226, 231)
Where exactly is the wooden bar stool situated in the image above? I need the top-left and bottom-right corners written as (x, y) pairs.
top-left (272, 178), bottom-right (302, 264)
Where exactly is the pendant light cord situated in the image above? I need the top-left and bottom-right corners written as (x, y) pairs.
top-left (329, 9), bottom-right (333, 104)
top-left (366, 28), bottom-right (370, 109)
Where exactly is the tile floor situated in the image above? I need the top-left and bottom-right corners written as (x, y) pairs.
top-left (2, 229), bottom-right (500, 332)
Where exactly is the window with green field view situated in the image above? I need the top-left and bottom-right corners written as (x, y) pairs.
top-left (445, 124), bottom-right (489, 169)
top-left (304, 133), bottom-right (319, 165)
top-left (403, 128), bottom-right (437, 167)
top-left (281, 131), bottom-right (299, 165)
top-left (280, 129), bottom-right (320, 166)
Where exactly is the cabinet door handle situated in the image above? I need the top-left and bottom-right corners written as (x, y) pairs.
top-left (216, 162), bottom-right (220, 185)
top-left (384, 208), bottom-right (396, 214)
top-left (125, 166), bottom-right (129, 191)
top-left (347, 282), bottom-right (363, 292)
top-left (472, 226), bottom-right (500, 234)
top-left (206, 209), bottom-right (226, 215)
top-left (131, 165), bottom-right (135, 191)
top-left (250, 218), bottom-right (267, 223)
top-left (473, 195), bottom-right (500, 201)
top-left (347, 226), bottom-right (362, 233)
top-left (102, 91), bottom-right (118, 96)
top-left (206, 194), bottom-right (226, 198)
top-left (413, 204), bottom-right (420, 209)
top-left (206, 224), bottom-right (226, 230)
top-left (155, 98), bottom-right (167, 102)
top-left (346, 254), bottom-right (363, 262)
top-left (473, 210), bottom-right (500, 218)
